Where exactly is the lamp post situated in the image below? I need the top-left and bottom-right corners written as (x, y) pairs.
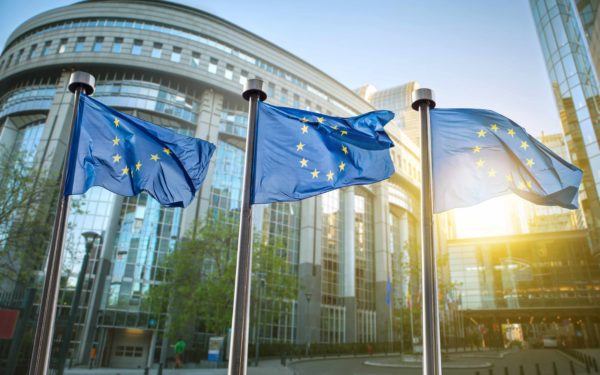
top-left (304, 292), bottom-right (312, 356)
top-left (254, 276), bottom-right (266, 366)
top-left (57, 231), bottom-right (101, 375)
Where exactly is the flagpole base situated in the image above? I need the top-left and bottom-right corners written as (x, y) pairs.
top-left (411, 88), bottom-right (436, 110)
top-left (68, 71), bottom-right (95, 95)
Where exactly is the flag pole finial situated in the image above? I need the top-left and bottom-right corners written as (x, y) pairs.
top-left (68, 71), bottom-right (95, 95)
top-left (411, 88), bottom-right (436, 111)
top-left (242, 79), bottom-right (266, 101)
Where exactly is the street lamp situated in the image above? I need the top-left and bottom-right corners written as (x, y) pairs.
top-left (57, 231), bottom-right (101, 375)
top-left (304, 292), bottom-right (312, 356)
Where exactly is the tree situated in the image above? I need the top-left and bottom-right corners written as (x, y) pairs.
top-left (147, 213), bottom-right (298, 340)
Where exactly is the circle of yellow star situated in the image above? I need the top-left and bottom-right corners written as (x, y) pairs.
top-left (114, 118), bottom-right (119, 127)
top-left (311, 169), bottom-right (320, 178)
top-left (299, 158), bottom-right (308, 167)
top-left (526, 158), bottom-right (535, 167)
top-left (332, 125), bottom-right (339, 130)
top-left (490, 124), bottom-right (499, 132)
top-left (477, 129), bottom-right (487, 138)
top-left (518, 181), bottom-right (527, 190)
top-left (506, 174), bottom-right (513, 183)
top-left (296, 142), bottom-right (305, 151)
top-left (135, 161), bottom-right (142, 171)
top-left (476, 159), bottom-right (485, 168)
top-left (341, 145), bottom-right (348, 155)
top-left (112, 153), bottom-right (122, 163)
top-left (507, 128), bottom-right (516, 137)
top-left (301, 125), bottom-right (309, 134)
top-left (473, 146), bottom-right (481, 153)
top-left (300, 117), bottom-right (309, 123)
top-left (150, 154), bottom-right (160, 161)
top-left (340, 130), bottom-right (348, 136)
top-left (112, 136), bottom-right (120, 146)
top-left (316, 117), bottom-right (325, 124)
top-left (338, 161), bottom-right (346, 171)
top-left (163, 147), bottom-right (171, 155)
top-left (121, 166), bottom-right (130, 176)
top-left (488, 168), bottom-right (497, 177)
top-left (327, 170), bottom-right (334, 181)
top-left (526, 180), bottom-right (532, 189)
top-left (520, 141), bottom-right (529, 150)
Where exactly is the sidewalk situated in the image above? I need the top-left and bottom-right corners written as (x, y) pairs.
top-left (65, 359), bottom-right (294, 375)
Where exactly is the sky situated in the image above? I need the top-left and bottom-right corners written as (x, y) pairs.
top-left (0, 0), bottom-right (562, 136)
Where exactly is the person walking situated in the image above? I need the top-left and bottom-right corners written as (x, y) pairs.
top-left (175, 338), bottom-right (186, 369)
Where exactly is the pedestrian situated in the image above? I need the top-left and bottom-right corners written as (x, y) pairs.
top-left (89, 344), bottom-right (97, 369)
top-left (175, 338), bottom-right (186, 369)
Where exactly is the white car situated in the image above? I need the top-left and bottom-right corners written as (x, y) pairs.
top-left (542, 336), bottom-right (559, 348)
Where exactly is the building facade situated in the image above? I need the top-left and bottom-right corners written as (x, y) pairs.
top-left (0, 0), bottom-right (421, 369)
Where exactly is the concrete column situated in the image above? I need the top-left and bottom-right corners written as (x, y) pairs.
top-left (373, 183), bottom-right (391, 342)
top-left (179, 88), bottom-right (224, 235)
top-left (297, 196), bottom-right (322, 344)
top-left (78, 195), bottom-right (123, 364)
top-left (341, 187), bottom-right (356, 343)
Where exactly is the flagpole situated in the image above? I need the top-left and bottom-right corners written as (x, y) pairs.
top-left (28, 71), bottom-right (95, 375)
top-left (228, 79), bottom-right (266, 375)
top-left (411, 88), bottom-right (441, 375)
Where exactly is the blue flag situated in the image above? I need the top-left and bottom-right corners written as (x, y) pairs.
top-left (251, 102), bottom-right (395, 204)
top-left (65, 94), bottom-right (216, 208)
top-left (430, 108), bottom-right (582, 213)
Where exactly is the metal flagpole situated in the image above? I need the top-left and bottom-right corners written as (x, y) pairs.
top-left (28, 71), bottom-right (95, 375)
top-left (228, 79), bottom-right (266, 375)
top-left (411, 88), bottom-right (441, 375)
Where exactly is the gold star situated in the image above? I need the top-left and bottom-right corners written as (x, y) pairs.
top-left (488, 168), bottom-right (497, 177)
top-left (317, 117), bottom-right (325, 124)
top-left (506, 174), bottom-right (513, 183)
top-left (490, 124), bottom-right (499, 132)
top-left (476, 159), bottom-right (485, 168)
top-left (300, 117), bottom-right (309, 123)
top-left (340, 130), bottom-right (348, 136)
top-left (121, 166), bottom-right (129, 176)
top-left (526, 158), bottom-right (535, 167)
top-left (112, 136), bottom-right (120, 146)
top-left (301, 125), bottom-right (309, 134)
top-left (135, 161), bottom-right (142, 171)
top-left (520, 141), bottom-right (529, 150)
top-left (299, 158), bottom-right (308, 167)
top-left (150, 154), bottom-right (160, 161)
top-left (518, 181), bottom-right (526, 190)
top-left (327, 170), bottom-right (334, 181)
top-left (114, 118), bottom-right (119, 127)
top-left (163, 147), bottom-right (171, 155)
top-left (507, 128), bottom-right (516, 137)
top-left (473, 146), bottom-right (481, 153)
top-left (477, 129), bottom-right (487, 138)
top-left (342, 145), bottom-right (348, 155)
top-left (311, 169), bottom-right (320, 178)
top-left (112, 153), bottom-right (122, 163)
top-left (296, 142), bottom-right (305, 151)
top-left (332, 125), bottom-right (339, 130)
top-left (526, 180), bottom-right (532, 189)
top-left (339, 161), bottom-right (346, 171)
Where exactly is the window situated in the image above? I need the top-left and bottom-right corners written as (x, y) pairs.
top-left (15, 49), bottom-right (24, 64)
top-left (112, 37), bottom-right (123, 53)
top-left (5, 54), bottom-right (13, 69)
top-left (267, 83), bottom-right (275, 97)
top-left (28, 44), bottom-right (37, 60)
top-left (293, 94), bottom-right (300, 108)
top-left (131, 39), bottom-right (143, 55)
top-left (281, 88), bottom-right (288, 104)
top-left (170, 47), bottom-right (181, 62)
top-left (74, 37), bottom-right (85, 52)
top-left (239, 70), bottom-right (248, 86)
top-left (41, 41), bottom-right (52, 56)
top-left (57, 38), bottom-right (68, 54)
top-left (208, 57), bottom-right (218, 74)
top-left (225, 64), bottom-right (234, 80)
top-left (151, 42), bottom-right (162, 58)
top-left (191, 52), bottom-right (200, 67)
top-left (93, 37), bottom-right (104, 52)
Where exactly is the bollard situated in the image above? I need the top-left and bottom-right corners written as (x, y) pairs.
top-left (489, 369), bottom-right (494, 375)
top-left (587, 358), bottom-right (592, 374)
top-left (552, 361), bottom-right (558, 375)
top-left (519, 364), bottom-right (524, 375)
top-left (504, 366), bottom-right (509, 375)
top-left (535, 363), bottom-right (541, 375)
top-left (571, 361), bottom-right (576, 375)
top-left (476, 372), bottom-right (480, 375)
top-left (593, 357), bottom-right (598, 373)
top-left (158, 362), bottom-right (163, 375)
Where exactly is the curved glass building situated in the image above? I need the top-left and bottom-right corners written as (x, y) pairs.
top-left (0, 0), bottom-right (421, 369)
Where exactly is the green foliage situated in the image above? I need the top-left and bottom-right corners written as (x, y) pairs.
top-left (147, 213), bottom-right (298, 340)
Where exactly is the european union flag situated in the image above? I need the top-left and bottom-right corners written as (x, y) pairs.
top-left (430, 108), bottom-right (582, 213)
top-left (251, 102), bottom-right (395, 204)
top-left (65, 94), bottom-right (216, 208)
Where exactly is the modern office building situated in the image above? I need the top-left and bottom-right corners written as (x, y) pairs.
top-left (530, 0), bottom-right (600, 253)
top-left (0, 0), bottom-right (422, 369)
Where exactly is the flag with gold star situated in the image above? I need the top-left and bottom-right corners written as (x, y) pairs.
top-left (251, 102), bottom-right (395, 204)
top-left (64, 94), bottom-right (215, 207)
top-left (430, 108), bottom-right (582, 213)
